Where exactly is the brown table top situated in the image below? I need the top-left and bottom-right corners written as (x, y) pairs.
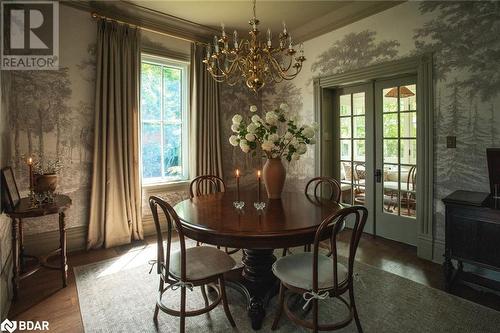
top-left (174, 190), bottom-right (342, 249)
top-left (6, 194), bottom-right (72, 218)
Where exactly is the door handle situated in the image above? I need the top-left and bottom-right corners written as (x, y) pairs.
top-left (375, 169), bottom-right (382, 183)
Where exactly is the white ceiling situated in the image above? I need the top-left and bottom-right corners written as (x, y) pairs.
top-left (125, 1), bottom-right (401, 41)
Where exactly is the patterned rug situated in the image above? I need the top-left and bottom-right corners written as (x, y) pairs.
top-left (74, 241), bottom-right (500, 332)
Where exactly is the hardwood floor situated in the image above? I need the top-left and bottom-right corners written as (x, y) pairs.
top-left (8, 232), bottom-right (500, 332)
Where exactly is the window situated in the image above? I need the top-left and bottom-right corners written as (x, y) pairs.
top-left (140, 54), bottom-right (189, 185)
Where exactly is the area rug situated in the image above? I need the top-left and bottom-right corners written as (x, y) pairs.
top-left (74, 241), bottom-right (500, 332)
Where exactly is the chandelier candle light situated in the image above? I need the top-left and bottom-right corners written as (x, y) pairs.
top-left (203, 0), bottom-right (306, 92)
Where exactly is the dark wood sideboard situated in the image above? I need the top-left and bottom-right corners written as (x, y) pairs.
top-left (442, 190), bottom-right (500, 291)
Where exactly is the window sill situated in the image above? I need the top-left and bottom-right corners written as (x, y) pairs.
top-left (142, 179), bottom-right (191, 192)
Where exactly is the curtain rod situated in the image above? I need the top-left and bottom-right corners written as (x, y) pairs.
top-left (91, 12), bottom-right (207, 45)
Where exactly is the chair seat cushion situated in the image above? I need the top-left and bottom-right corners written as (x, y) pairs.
top-left (170, 246), bottom-right (236, 281)
top-left (272, 252), bottom-right (348, 290)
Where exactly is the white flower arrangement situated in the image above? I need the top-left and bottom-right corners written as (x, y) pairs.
top-left (228, 104), bottom-right (318, 162)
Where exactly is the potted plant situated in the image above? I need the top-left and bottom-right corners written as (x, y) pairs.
top-left (229, 103), bottom-right (317, 199)
top-left (32, 158), bottom-right (62, 194)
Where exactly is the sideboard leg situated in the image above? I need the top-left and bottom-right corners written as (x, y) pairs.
top-left (443, 251), bottom-right (454, 292)
top-left (11, 218), bottom-right (19, 301)
top-left (59, 212), bottom-right (68, 288)
top-left (19, 218), bottom-right (24, 273)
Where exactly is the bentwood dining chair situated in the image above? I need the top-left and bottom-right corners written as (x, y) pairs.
top-left (283, 177), bottom-right (341, 256)
top-left (149, 196), bottom-right (236, 333)
top-left (272, 205), bottom-right (368, 333)
top-left (189, 175), bottom-right (240, 254)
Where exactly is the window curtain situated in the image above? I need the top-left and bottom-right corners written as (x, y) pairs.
top-left (191, 43), bottom-right (223, 178)
top-left (87, 20), bottom-right (143, 249)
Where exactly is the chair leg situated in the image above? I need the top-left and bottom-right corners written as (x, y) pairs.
top-left (219, 276), bottom-right (236, 327)
top-left (153, 279), bottom-right (164, 323)
top-left (271, 283), bottom-right (285, 330)
top-left (200, 285), bottom-right (209, 307)
top-left (349, 284), bottom-right (363, 333)
top-left (281, 248), bottom-right (288, 257)
top-left (312, 298), bottom-right (319, 333)
top-left (180, 286), bottom-right (186, 333)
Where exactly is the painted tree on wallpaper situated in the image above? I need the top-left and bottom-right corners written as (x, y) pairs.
top-left (414, 1), bottom-right (500, 195)
top-left (413, 1), bottom-right (500, 235)
top-left (310, 30), bottom-right (399, 76)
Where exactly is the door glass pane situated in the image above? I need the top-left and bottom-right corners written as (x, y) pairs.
top-left (383, 114), bottom-right (398, 138)
top-left (383, 87), bottom-right (398, 112)
top-left (383, 164), bottom-right (399, 216)
top-left (400, 139), bottom-right (417, 165)
top-left (399, 84), bottom-right (416, 111)
top-left (383, 139), bottom-right (398, 164)
top-left (353, 92), bottom-right (365, 115)
top-left (400, 112), bottom-right (416, 138)
top-left (339, 95), bottom-right (351, 116)
top-left (353, 116), bottom-right (365, 138)
top-left (341, 183), bottom-right (353, 205)
top-left (340, 140), bottom-right (351, 160)
top-left (353, 140), bottom-right (365, 162)
top-left (400, 191), bottom-right (416, 217)
top-left (340, 118), bottom-right (351, 138)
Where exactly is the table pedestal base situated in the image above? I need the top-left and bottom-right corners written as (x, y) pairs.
top-left (225, 249), bottom-right (279, 330)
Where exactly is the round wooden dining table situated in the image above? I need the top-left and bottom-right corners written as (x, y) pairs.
top-left (174, 189), bottom-right (342, 330)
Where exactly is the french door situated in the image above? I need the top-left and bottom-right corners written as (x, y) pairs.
top-left (374, 77), bottom-right (417, 245)
top-left (334, 76), bottom-right (417, 245)
top-left (336, 84), bottom-right (374, 234)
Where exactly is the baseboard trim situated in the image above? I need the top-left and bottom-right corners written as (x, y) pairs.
top-left (433, 238), bottom-right (445, 265)
top-left (24, 226), bottom-right (87, 256)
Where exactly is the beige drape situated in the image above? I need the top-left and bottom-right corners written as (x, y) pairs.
top-left (87, 20), bottom-right (143, 249)
top-left (191, 44), bottom-right (223, 178)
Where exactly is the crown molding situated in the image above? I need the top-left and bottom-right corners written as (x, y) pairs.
top-left (291, 1), bottom-right (404, 43)
top-left (61, 0), bottom-right (217, 43)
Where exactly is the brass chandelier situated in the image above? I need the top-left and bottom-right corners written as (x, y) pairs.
top-left (203, 0), bottom-right (306, 93)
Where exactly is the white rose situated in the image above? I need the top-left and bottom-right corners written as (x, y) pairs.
top-left (284, 132), bottom-right (293, 140)
top-left (265, 111), bottom-right (279, 125)
top-left (302, 126), bottom-right (315, 138)
top-left (232, 114), bottom-right (243, 124)
top-left (268, 133), bottom-right (280, 142)
top-left (241, 144), bottom-right (250, 153)
top-left (229, 135), bottom-right (239, 146)
top-left (279, 103), bottom-right (289, 112)
top-left (239, 139), bottom-right (250, 153)
top-left (261, 140), bottom-right (275, 151)
top-left (245, 133), bottom-right (256, 142)
top-left (292, 153), bottom-right (300, 160)
top-left (247, 123), bottom-right (258, 133)
top-left (290, 137), bottom-right (299, 147)
top-left (251, 115), bottom-right (262, 124)
top-left (231, 123), bottom-right (240, 132)
top-left (250, 105), bottom-right (258, 113)
top-left (309, 138), bottom-right (317, 144)
top-left (297, 143), bottom-right (307, 155)
top-left (311, 122), bottom-right (320, 130)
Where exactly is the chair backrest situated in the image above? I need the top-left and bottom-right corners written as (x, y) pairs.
top-left (189, 175), bottom-right (226, 198)
top-left (149, 196), bottom-right (187, 281)
top-left (312, 206), bottom-right (368, 292)
top-left (407, 166), bottom-right (416, 191)
top-left (305, 177), bottom-right (341, 203)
